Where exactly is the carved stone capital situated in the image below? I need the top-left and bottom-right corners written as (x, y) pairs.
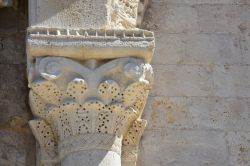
top-left (28, 57), bottom-right (153, 165)
top-left (27, 0), bottom-right (154, 165)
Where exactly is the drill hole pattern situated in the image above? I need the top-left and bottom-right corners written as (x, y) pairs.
top-left (122, 119), bottom-right (147, 146)
top-left (29, 90), bottom-right (47, 118)
top-left (123, 82), bottom-right (147, 107)
top-left (29, 120), bottom-right (57, 157)
top-left (132, 98), bottom-right (146, 115)
top-left (76, 110), bottom-right (91, 134)
top-left (31, 80), bottom-right (62, 105)
top-left (114, 114), bottom-right (126, 136)
top-left (59, 112), bottom-right (73, 140)
top-left (98, 80), bottom-right (121, 104)
top-left (66, 78), bottom-right (87, 103)
top-left (58, 103), bottom-right (80, 140)
top-left (96, 112), bottom-right (111, 134)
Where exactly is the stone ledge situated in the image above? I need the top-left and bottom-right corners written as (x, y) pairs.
top-left (27, 28), bottom-right (155, 63)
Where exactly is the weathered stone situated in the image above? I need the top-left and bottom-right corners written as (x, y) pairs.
top-left (197, 4), bottom-right (250, 33)
top-left (160, 0), bottom-right (250, 5)
top-left (239, 23), bottom-right (250, 65)
top-left (152, 33), bottom-right (185, 65)
top-left (27, 28), bottom-right (155, 63)
top-left (184, 34), bottom-right (241, 65)
top-left (27, 0), bottom-right (154, 165)
top-left (29, 0), bottom-right (148, 29)
top-left (0, 33), bottom-right (26, 64)
top-left (28, 57), bottom-right (153, 165)
top-left (138, 130), bottom-right (229, 166)
top-left (151, 65), bottom-right (213, 97)
top-left (143, 96), bottom-right (193, 130)
top-left (143, 96), bottom-right (250, 132)
top-left (226, 132), bottom-right (250, 166)
top-left (142, 2), bottom-right (198, 33)
top-left (214, 65), bottom-right (250, 97)
top-left (2, 0), bottom-right (250, 166)
top-left (0, 130), bottom-right (36, 166)
top-left (0, 64), bottom-right (29, 124)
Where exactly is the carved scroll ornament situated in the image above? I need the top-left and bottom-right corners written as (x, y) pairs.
top-left (28, 57), bottom-right (153, 165)
top-left (27, 0), bottom-right (154, 165)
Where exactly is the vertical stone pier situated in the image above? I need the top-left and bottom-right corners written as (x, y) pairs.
top-left (27, 0), bottom-right (154, 165)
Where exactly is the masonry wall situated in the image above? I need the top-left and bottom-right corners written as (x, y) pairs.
top-left (0, 1), bottom-right (36, 165)
top-left (0, 0), bottom-right (250, 166)
top-left (138, 1), bottom-right (250, 166)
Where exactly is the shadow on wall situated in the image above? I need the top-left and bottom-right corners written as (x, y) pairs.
top-left (0, 0), bottom-right (36, 166)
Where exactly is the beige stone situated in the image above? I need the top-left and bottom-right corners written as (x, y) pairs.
top-left (28, 57), bottom-right (153, 165)
top-left (145, 2), bottom-right (198, 33)
top-left (151, 65), bottom-right (213, 97)
top-left (226, 132), bottom-right (250, 166)
top-left (214, 65), bottom-right (250, 97)
top-left (184, 34), bottom-right (241, 65)
top-left (197, 4), bottom-right (250, 33)
top-left (29, 0), bottom-right (148, 29)
top-left (138, 130), bottom-right (229, 166)
top-left (27, 27), bottom-right (155, 63)
top-left (27, 0), bottom-right (154, 165)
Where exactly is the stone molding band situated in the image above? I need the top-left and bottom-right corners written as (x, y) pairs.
top-left (59, 133), bottom-right (122, 159)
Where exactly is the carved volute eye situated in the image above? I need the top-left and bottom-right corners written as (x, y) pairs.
top-left (45, 61), bottom-right (61, 76)
top-left (37, 58), bottom-right (62, 80)
top-left (124, 62), bottom-right (143, 79)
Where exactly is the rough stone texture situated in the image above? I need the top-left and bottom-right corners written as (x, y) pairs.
top-left (1, 0), bottom-right (250, 166)
top-left (0, 1), bottom-right (36, 166)
top-left (27, 0), bottom-right (154, 165)
top-left (29, 0), bottom-right (148, 29)
top-left (62, 150), bottom-right (121, 166)
top-left (139, 130), bottom-right (229, 166)
top-left (138, 0), bottom-right (250, 166)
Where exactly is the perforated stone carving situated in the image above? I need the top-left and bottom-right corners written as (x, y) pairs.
top-left (27, 0), bottom-right (154, 165)
top-left (28, 57), bottom-right (153, 165)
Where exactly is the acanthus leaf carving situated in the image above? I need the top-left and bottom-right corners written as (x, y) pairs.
top-left (27, 1), bottom-right (153, 165)
top-left (28, 57), bottom-right (153, 165)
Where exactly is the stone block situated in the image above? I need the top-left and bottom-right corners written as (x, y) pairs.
top-left (138, 130), bottom-right (228, 166)
top-left (151, 64), bottom-right (213, 97)
top-left (143, 2), bottom-right (198, 33)
top-left (0, 64), bottom-right (29, 124)
top-left (214, 65), bottom-right (250, 97)
top-left (239, 25), bottom-right (250, 65)
top-left (160, 0), bottom-right (235, 5)
top-left (29, 0), bottom-right (110, 29)
top-left (184, 34), bottom-right (241, 65)
top-left (152, 33), bottom-right (185, 65)
top-left (233, 0), bottom-right (250, 5)
top-left (0, 33), bottom-right (26, 64)
top-left (226, 132), bottom-right (250, 166)
top-left (0, 130), bottom-right (35, 166)
top-left (189, 97), bottom-right (250, 132)
top-left (197, 4), bottom-right (250, 33)
top-left (143, 96), bottom-right (250, 132)
top-left (143, 96), bottom-right (193, 130)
